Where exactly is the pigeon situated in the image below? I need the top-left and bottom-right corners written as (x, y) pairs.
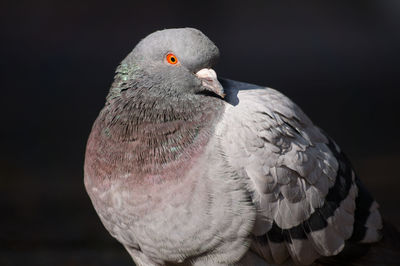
top-left (84, 28), bottom-right (398, 265)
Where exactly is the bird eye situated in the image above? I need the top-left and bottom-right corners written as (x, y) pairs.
top-left (166, 53), bottom-right (178, 65)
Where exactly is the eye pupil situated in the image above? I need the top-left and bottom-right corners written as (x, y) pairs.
top-left (171, 57), bottom-right (175, 62)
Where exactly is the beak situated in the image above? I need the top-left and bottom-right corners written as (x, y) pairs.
top-left (195, 68), bottom-right (225, 98)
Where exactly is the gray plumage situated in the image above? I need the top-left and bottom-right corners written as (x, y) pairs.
top-left (84, 28), bottom-right (388, 265)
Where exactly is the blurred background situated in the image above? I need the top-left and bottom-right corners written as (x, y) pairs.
top-left (1, 0), bottom-right (399, 265)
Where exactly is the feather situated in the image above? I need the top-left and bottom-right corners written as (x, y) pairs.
top-left (267, 237), bottom-right (291, 264)
top-left (219, 78), bottom-right (383, 264)
top-left (308, 218), bottom-right (345, 256)
top-left (285, 238), bottom-right (320, 265)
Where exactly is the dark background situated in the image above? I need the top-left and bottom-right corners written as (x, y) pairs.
top-left (1, 1), bottom-right (399, 265)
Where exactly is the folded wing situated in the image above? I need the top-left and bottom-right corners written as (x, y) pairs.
top-left (218, 78), bottom-right (382, 265)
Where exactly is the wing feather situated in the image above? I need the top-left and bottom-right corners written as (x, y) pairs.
top-left (218, 78), bottom-right (382, 265)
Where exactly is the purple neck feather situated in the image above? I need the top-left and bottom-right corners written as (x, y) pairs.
top-left (85, 88), bottom-right (224, 185)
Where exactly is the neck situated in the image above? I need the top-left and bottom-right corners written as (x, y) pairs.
top-left (89, 85), bottom-right (224, 181)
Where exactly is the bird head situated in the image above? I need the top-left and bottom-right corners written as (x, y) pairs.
top-left (110, 28), bottom-right (224, 100)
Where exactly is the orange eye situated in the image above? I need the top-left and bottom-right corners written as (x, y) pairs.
top-left (166, 53), bottom-right (178, 65)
